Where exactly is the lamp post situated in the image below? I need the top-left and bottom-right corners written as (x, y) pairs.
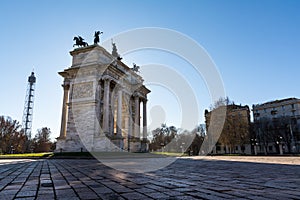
top-left (276, 136), bottom-right (283, 155)
top-left (289, 123), bottom-right (296, 153)
top-left (251, 138), bottom-right (258, 155)
top-left (180, 142), bottom-right (185, 154)
top-left (160, 143), bottom-right (164, 152)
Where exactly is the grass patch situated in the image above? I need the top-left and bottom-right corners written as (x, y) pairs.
top-left (151, 152), bottom-right (185, 157)
top-left (0, 152), bottom-right (53, 158)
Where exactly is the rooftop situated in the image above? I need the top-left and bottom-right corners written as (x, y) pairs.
top-left (253, 97), bottom-right (300, 108)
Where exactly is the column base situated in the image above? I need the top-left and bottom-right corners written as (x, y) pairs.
top-left (54, 136), bottom-right (87, 153)
top-left (93, 135), bottom-right (124, 152)
top-left (56, 136), bottom-right (66, 140)
top-left (128, 137), bottom-right (142, 152)
top-left (141, 138), bottom-right (148, 152)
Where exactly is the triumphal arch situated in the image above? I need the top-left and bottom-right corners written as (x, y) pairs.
top-left (55, 42), bottom-right (150, 152)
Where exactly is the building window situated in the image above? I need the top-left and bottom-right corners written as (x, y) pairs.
top-left (254, 113), bottom-right (260, 117)
top-left (269, 146), bottom-right (273, 152)
top-left (241, 146), bottom-right (245, 152)
top-left (271, 110), bottom-right (277, 115)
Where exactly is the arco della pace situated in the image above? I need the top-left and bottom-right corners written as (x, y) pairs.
top-left (55, 41), bottom-right (150, 152)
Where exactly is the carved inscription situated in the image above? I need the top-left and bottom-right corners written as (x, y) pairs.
top-left (72, 82), bottom-right (93, 99)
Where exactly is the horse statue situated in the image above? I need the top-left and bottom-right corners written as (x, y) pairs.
top-left (94, 31), bottom-right (103, 44)
top-left (132, 63), bottom-right (140, 72)
top-left (73, 36), bottom-right (88, 48)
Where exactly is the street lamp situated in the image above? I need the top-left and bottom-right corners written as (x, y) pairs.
top-left (160, 143), bottom-right (164, 152)
top-left (10, 146), bottom-right (15, 154)
top-left (276, 136), bottom-right (283, 155)
top-left (251, 138), bottom-right (258, 155)
top-left (181, 142), bottom-right (185, 154)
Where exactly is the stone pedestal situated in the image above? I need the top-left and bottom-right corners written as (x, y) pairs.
top-left (141, 139), bottom-right (148, 152)
top-left (55, 135), bottom-right (87, 152)
top-left (92, 135), bottom-right (123, 152)
top-left (128, 137), bottom-right (141, 152)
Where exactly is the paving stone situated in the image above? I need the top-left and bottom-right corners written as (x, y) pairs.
top-left (93, 186), bottom-right (114, 194)
top-left (16, 190), bottom-right (36, 197)
top-left (77, 192), bottom-right (99, 200)
top-left (134, 187), bottom-right (156, 193)
top-left (121, 192), bottom-right (150, 199)
top-left (173, 187), bottom-right (195, 192)
top-left (38, 188), bottom-right (55, 195)
top-left (145, 192), bottom-right (170, 199)
top-left (98, 192), bottom-right (124, 200)
top-left (0, 194), bottom-right (15, 200)
top-left (5, 184), bottom-right (23, 190)
top-left (15, 197), bottom-right (36, 200)
top-left (55, 188), bottom-right (77, 197)
top-left (111, 185), bottom-right (133, 193)
top-left (36, 194), bottom-right (55, 200)
top-left (1, 189), bottom-right (19, 195)
top-left (162, 190), bottom-right (183, 196)
top-left (188, 192), bottom-right (226, 200)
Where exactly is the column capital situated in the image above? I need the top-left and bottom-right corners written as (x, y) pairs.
top-left (102, 75), bottom-right (113, 82)
top-left (62, 84), bottom-right (70, 90)
top-left (133, 92), bottom-right (142, 98)
top-left (115, 84), bottom-right (124, 91)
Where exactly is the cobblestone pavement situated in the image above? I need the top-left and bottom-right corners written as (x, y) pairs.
top-left (0, 157), bottom-right (299, 200)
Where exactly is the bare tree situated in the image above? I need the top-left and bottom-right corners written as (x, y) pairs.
top-left (0, 116), bottom-right (26, 154)
top-left (149, 124), bottom-right (178, 152)
top-left (32, 127), bottom-right (53, 152)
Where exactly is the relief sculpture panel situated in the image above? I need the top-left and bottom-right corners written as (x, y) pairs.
top-left (72, 81), bottom-right (94, 99)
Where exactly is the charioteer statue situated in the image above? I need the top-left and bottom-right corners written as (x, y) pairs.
top-left (73, 31), bottom-right (104, 48)
top-left (73, 36), bottom-right (88, 47)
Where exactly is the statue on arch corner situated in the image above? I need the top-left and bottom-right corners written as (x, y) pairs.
top-left (132, 63), bottom-right (140, 72)
top-left (111, 39), bottom-right (122, 61)
top-left (94, 31), bottom-right (103, 45)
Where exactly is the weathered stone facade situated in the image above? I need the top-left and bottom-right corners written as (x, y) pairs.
top-left (253, 98), bottom-right (300, 154)
top-left (204, 104), bottom-right (251, 154)
top-left (55, 44), bottom-right (150, 152)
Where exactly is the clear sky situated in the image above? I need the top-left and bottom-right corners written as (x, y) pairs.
top-left (0, 0), bottom-right (299, 139)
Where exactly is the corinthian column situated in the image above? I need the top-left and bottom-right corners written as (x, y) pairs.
top-left (95, 80), bottom-right (102, 136)
top-left (59, 82), bottom-right (70, 139)
top-left (128, 96), bottom-right (133, 139)
top-left (103, 78), bottom-right (111, 134)
top-left (117, 88), bottom-right (123, 136)
top-left (142, 99), bottom-right (147, 140)
top-left (134, 95), bottom-right (140, 138)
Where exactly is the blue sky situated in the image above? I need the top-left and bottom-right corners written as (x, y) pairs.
top-left (0, 0), bottom-right (299, 139)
